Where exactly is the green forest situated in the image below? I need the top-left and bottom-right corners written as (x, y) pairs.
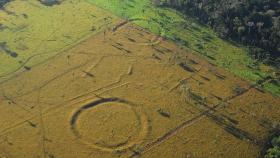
top-left (154, 0), bottom-right (280, 67)
top-left (0, 0), bottom-right (10, 8)
top-left (152, 1), bottom-right (280, 157)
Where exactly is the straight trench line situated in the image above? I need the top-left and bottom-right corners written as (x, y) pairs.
top-left (0, 78), bottom-right (254, 146)
top-left (0, 78), bottom-right (131, 137)
top-left (128, 113), bottom-right (206, 158)
top-left (37, 90), bottom-right (48, 158)
top-left (0, 19), bottom-right (119, 85)
top-left (128, 86), bottom-right (254, 158)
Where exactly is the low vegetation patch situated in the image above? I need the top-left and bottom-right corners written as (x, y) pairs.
top-left (265, 134), bottom-right (280, 158)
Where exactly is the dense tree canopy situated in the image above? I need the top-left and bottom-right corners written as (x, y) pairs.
top-left (154, 0), bottom-right (280, 66)
top-left (0, 0), bottom-right (11, 8)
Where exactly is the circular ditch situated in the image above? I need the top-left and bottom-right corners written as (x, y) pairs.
top-left (111, 18), bottom-right (165, 46)
top-left (70, 97), bottom-right (148, 152)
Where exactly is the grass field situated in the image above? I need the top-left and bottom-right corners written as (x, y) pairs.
top-left (87, 0), bottom-right (280, 97)
top-left (0, 21), bottom-right (279, 158)
top-left (0, 0), bottom-right (119, 81)
top-left (0, 1), bottom-right (279, 158)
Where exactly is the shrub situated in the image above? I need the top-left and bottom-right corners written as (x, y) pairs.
top-left (265, 136), bottom-right (280, 158)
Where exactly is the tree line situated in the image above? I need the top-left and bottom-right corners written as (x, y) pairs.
top-left (153, 0), bottom-right (280, 67)
top-left (0, 0), bottom-right (11, 8)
